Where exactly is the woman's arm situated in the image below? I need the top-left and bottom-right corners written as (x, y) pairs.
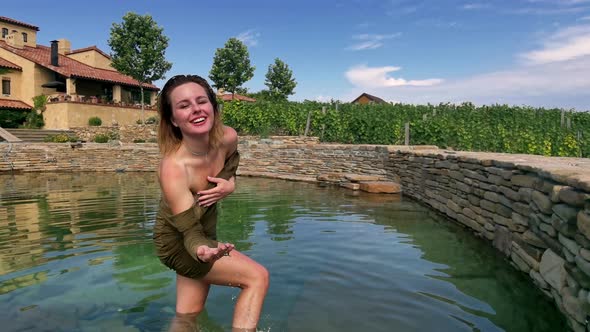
top-left (160, 158), bottom-right (230, 262)
top-left (196, 126), bottom-right (239, 207)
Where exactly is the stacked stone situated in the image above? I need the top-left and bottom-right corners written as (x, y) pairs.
top-left (71, 124), bottom-right (158, 143)
top-left (388, 150), bottom-right (590, 332)
top-left (237, 139), bottom-right (391, 182)
top-left (0, 143), bottom-right (160, 173)
top-left (316, 173), bottom-right (402, 194)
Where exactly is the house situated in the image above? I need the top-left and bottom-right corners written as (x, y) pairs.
top-left (351, 93), bottom-right (387, 105)
top-left (0, 16), bottom-right (160, 129)
top-left (219, 93), bottom-right (256, 103)
top-left (215, 88), bottom-right (256, 103)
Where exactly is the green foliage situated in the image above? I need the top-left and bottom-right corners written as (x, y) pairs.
top-left (93, 134), bottom-right (110, 143)
top-left (108, 12), bottom-right (172, 123)
top-left (209, 38), bottom-right (255, 95)
top-left (221, 100), bottom-right (590, 158)
top-left (144, 116), bottom-right (159, 124)
top-left (43, 134), bottom-right (79, 143)
top-left (0, 109), bottom-right (27, 128)
top-left (88, 116), bottom-right (102, 126)
top-left (133, 138), bottom-right (146, 143)
top-left (92, 131), bottom-right (119, 143)
top-left (264, 58), bottom-right (297, 100)
top-left (20, 94), bottom-right (47, 129)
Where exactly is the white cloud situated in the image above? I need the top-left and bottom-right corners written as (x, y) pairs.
top-left (461, 3), bottom-right (491, 10)
top-left (314, 95), bottom-right (334, 102)
top-left (347, 33), bottom-right (401, 51)
top-left (521, 24), bottom-right (590, 64)
top-left (340, 56), bottom-right (590, 110)
top-left (236, 29), bottom-right (260, 47)
top-left (345, 64), bottom-right (443, 88)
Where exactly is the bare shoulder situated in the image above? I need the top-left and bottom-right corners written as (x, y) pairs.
top-left (158, 155), bottom-right (187, 188)
top-left (158, 154), bottom-right (194, 212)
top-left (222, 126), bottom-right (238, 155)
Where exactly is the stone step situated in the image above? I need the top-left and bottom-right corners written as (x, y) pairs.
top-left (3, 128), bottom-right (76, 142)
top-left (359, 181), bottom-right (402, 194)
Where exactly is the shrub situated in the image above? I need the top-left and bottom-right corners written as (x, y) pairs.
top-left (93, 134), bottom-right (109, 143)
top-left (0, 109), bottom-right (27, 128)
top-left (133, 138), bottom-right (146, 143)
top-left (43, 134), bottom-right (79, 143)
top-left (144, 116), bottom-right (159, 124)
top-left (88, 116), bottom-right (102, 126)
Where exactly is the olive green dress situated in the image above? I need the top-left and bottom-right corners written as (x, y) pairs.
top-left (153, 150), bottom-right (240, 279)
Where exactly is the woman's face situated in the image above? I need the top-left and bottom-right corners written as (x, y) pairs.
top-left (168, 82), bottom-right (215, 137)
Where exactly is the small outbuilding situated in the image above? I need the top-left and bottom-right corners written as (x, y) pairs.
top-left (351, 93), bottom-right (386, 105)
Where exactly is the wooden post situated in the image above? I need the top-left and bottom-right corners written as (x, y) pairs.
top-left (321, 106), bottom-right (326, 139)
top-left (404, 122), bottom-right (410, 146)
top-left (304, 110), bottom-right (311, 136)
top-left (561, 110), bottom-right (565, 128)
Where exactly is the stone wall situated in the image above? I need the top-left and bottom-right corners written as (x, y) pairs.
top-left (0, 137), bottom-right (589, 330)
top-left (71, 124), bottom-right (158, 143)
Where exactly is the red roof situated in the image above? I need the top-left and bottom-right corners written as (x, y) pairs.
top-left (220, 93), bottom-right (256, 102)
top-left (0, 98), bottom-right (32, 110)
top-left (0, 41), bottom-right (159, 91)
top-left (0, 16), bottom-right (39, 31)
top-left (68, 46), bottom-right (111, 60)
top-left (0, 56), bottom-right (22, 70)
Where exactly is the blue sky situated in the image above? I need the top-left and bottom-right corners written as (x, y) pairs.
top-left (4, 0), bottom-right (590, 110)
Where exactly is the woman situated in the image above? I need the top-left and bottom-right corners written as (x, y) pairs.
top-left (153, 74), bottom-right (269, 331)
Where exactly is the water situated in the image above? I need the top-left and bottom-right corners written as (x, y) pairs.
top-left (0, 173), bottom-right (564, 332)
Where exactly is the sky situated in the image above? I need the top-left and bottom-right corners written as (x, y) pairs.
top-left (3, 0), bottom-right (590, 111)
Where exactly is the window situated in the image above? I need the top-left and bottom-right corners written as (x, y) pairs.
top-left (2, 78), bottom-right (10, 95)
top-left (1, 28), bottom-right (8, 38)
top-left (22, 32), bottom-right (27, 42)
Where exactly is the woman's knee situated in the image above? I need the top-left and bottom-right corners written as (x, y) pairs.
top-left (251, 263), bottom-right (270, 291)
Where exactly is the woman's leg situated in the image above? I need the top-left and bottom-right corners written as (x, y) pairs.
top-left (176, 273), bottom-right (210, 314)
top-left (202, 250), bottom-right (269, 330)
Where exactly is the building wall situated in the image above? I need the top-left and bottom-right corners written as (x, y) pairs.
top-left (354, 95), bottom-right (372, 104)
top-left (0, 21), bottom-right (37, 47)
top-left (44, 102), bottom-right (159, 129)
top-left (66, 50), bottom-right (113, 71)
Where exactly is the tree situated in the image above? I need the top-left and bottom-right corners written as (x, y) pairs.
top-left (209, 38), bottom-right (255, 99)
top-left (108, 12), bottom-right (172, 123)
top-left (264, 58), bottom-right (297, 100)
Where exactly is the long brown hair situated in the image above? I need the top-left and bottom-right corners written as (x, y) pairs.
top-left (157, 75), bottom-right (224, 155)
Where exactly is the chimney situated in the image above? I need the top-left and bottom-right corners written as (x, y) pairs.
top-left (50, 40), bottom-right (59, 66)
top-left (57, 38), bottom-right (71, 55)
top-left (6, 31), bottom-right (24, 49)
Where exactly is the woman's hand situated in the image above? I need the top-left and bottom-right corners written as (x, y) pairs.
top-left (196, 242), bottom-right (235, 262)
top-left (197, 176), bottom-right (235, 207)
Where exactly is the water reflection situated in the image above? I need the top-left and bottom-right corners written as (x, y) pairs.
top-left (0, 172), bottom-right (565, 331)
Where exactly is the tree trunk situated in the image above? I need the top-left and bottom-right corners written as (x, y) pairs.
top-left (140, 85), bottom-right (145, 124)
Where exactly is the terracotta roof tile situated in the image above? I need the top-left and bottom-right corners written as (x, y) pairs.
top-left (0, 16), bottom-right (39, 31)
top-left (0, 98), bottom-right (32, 110)
top-left (0, 56), bottom-right (22, 70)
top-left (68, 46), bottom-right (111, 60)
top-left (0, 41), bottom-right (159, 91)
top-left (220, 93), bottom-right (256, 102)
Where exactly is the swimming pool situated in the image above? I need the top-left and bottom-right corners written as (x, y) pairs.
top-left (0, 172), bottom-right (564, 331)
